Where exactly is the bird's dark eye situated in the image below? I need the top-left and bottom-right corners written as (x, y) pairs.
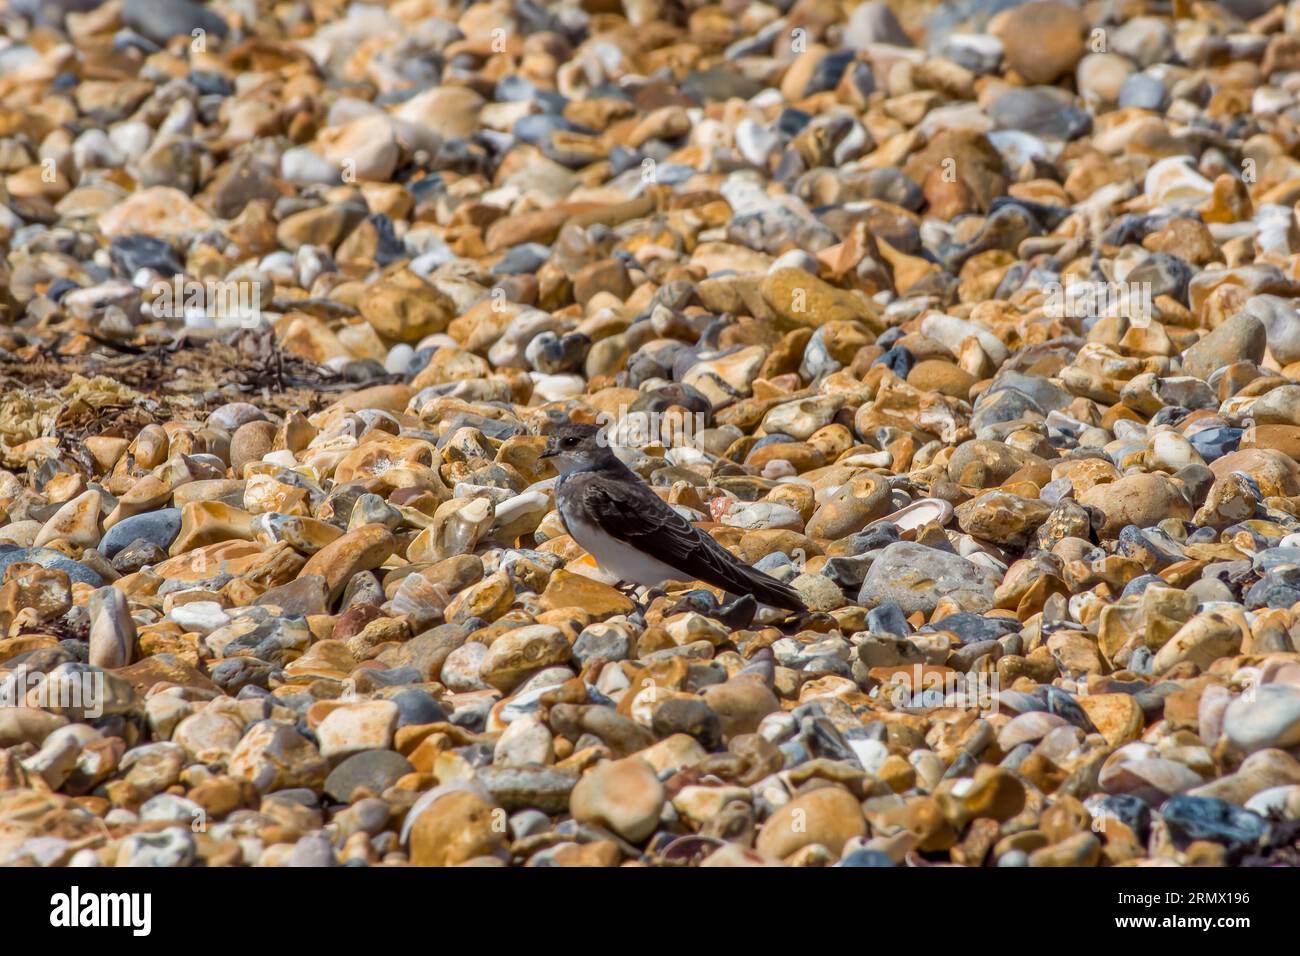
top-left (564, 436), bottom-right (578, 447)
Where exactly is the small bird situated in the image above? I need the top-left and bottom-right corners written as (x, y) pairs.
top-left (541, 422), bottom-right (808, 613)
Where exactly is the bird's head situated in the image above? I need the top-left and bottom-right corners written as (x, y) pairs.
top-left (539, 422), bottom-right (610, 475)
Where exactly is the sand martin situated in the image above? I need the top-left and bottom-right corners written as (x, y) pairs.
top-left (541, 422), bottom-right (807, 613)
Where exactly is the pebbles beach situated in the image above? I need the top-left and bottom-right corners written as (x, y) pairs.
top-left (0, 0), bottom-right (1299, 868)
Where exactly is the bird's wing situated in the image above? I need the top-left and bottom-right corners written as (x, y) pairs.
top-left (579, 476), bottom-right (807, 612)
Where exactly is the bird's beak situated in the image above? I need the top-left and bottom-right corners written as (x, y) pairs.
top-left (539, 443), bottom-right (557, 459)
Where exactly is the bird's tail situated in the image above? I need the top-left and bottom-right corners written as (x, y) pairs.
top-left (737, 566), bottom-right (808, 614)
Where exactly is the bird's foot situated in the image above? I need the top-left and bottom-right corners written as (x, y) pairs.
top-left (613, 581), bottom-right (645, 605)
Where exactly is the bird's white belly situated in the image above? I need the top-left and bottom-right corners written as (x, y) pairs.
top-left (564, 511), bottom-right (685, 588)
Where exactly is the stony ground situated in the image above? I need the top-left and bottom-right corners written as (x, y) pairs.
top-left (1, 0), bottom-right (1299, 868)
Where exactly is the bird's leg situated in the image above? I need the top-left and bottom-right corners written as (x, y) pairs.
top-left (638, 585), bottom-right (667, 608)
top-left (615, 581), bottom-right (659, 609)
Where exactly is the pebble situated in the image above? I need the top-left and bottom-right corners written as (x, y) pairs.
top-left (87, 587), bottom-right (134, 670)
top-left (316, 701), bottom-right (399, 760)
top-left (324, 751), bottom-right (414, 804)
top-left (569, 757), bottom-right (665, 843)
top-left (859, 542), bottom-right (1000, 615)
top-left (98, 509), bottom-right (182, 559)
top-left (407, 789), bottom-right (504, 867)
top-left (755, 786), bottom-right (868, 860)
top-left (1160, 796), bottom-right (1267, 854)
top-left (1223, 684), bottom-right (1300, 754)
top-left (996, 1), bottom-right (1087, 85)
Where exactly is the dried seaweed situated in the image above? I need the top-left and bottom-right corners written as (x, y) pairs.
top-left (0, 328), bottom-right (377, 467)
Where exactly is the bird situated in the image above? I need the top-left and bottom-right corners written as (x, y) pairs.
top-left (540, 422), bottom-right (808, 614)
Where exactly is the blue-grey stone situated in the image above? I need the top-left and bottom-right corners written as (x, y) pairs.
top-left (1120, 573), bottom-right (1165, 600)
top-left (852, 167), bottom-right (922, 211)
top-left (351, 667), bottom-right (423, 693)
top-left (492, 243), bottom-right (551, 274)
top-left (188, 70), bottom-right (233, 97)
top-left (1118, 73), bottom-right (1169, 111)
top-left (680, 66), bottom-right (765, 102)
top-left (0, 546), bottom-right (103, 586)
top-left (391, 689), bottom-right (449, 728)
top-left (324, 751), bottom-right (414, 803)
top-left (872, 344), bottom-right (914, 379)
top-left (1034, 685), bottom-right (1097, 733)
top-left (847, 522), bottom-right (900, 555)
top-left (1253, 547), bottom-right (1300, 574)
top-left (990, 88), bottom-right (1090, 140)
top-left (934, 33), bottom-right (1002, 73)
top-left (1246, 571), bottom-right (1300, 611)
top-left (859, 542), bottom-right (999, 616)
top-left (123, 0), bottom-right (228, 45)
top-left (876, 327), bottom-right (905, 349)
top-left (495, 75), bottom-right (566, 112)
top-left (1040, 477), bottom-right (1073, 505)
top-left (1175, 463), bottom-right (1216, 506)
top-left (921, 0), bottom-right (1022, 48)
top-left (822, 555), bottom-right (871, 591)
top-left (210, 657), bottom-right (272, 693)
top-left (1187, 426), bottom-right (1241, 462)
top-left (800, 327), bottom-right (843, 380)
top-left (971, 387), bottom-right (1046, 435)
top-left (923, 611), bottom-right (1019, 643)
top-left (1160, 795), bottom-right (1266, 852)
top-left (1118, 526), bottom-right (1184, 569)
top-left (1127, 251), bottom-right (1193, 304)
top-left (803, 49), bottom-right (856, 97)
top-left (288, 832), bottom-right (338, 867)
top-left (219, 615), bottom-right (310, 666)
top-left (867, 602), bottom-right (910, 637)
top-left (513, 113), bottom-right (594, 147)
top-left (98, 508), bottom-right (182, 559)
top-left (573, 624), bottom-right (632, 665)
top-left (987, 369), bottom-right (1072, 412)
top-left (110, 234), bottom-right (182, 277)
top-left (367, 214), bottom-right (405, 266)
